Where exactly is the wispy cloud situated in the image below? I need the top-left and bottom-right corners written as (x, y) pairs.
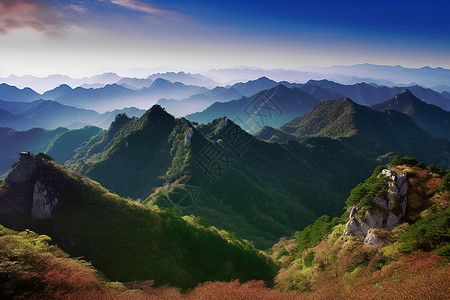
top-left (0, 0), bottom-right (70, 35)
top-left (110, 0), bottom-right (167, 16)
top-left (69, 4), bottom-right (88, 14)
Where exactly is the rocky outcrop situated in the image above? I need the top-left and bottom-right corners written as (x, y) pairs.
top-left (6, 152), bottom-right (40, 184)
top-left (344, 169), bottom-right (408, 245)
top-left (3, 153), bottom-right (64, 222)
top-left (31, 180), bottom-right (59, 219)
top-left (184, 128), bottom-right (194, 145)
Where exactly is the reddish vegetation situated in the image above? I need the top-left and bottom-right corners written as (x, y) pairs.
top-left (58, 250), bottom-right (444, 300)
top-left (301, 251), bottom-right (448, 300)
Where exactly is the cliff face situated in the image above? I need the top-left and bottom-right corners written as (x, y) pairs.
top-left (344, 168), bottom-right (408, 244)
top-left (0, 153), bottom-right (65, 229)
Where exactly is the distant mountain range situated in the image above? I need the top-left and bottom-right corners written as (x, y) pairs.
top-left (303, 79), bottom-right (450, 110)
top-left (0, 99), bottom-right (145, 130)
top-left (303, 64), bottom-right (450, 88)
top-left (2, 76), bottom-right (449, 138)
top-left (0, 71), bottom-right (219, 93)
top-left (205, 64), bottom-right (450, 88)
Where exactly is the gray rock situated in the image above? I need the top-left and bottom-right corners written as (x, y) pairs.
top-left (184, 128), bottom-right (194, 145)
top-left (364, 229), bottom-right (385, 245)
top-left (31, 180), bottom-right (59, 219)
top-left (344, 216), bottom-right (371, 237)
top-left (366, 213), bottom-right (384, 228)
top-left (344, 168), bottom-right (409, 244)
top-left (7, 152), bottom-right (39, 184)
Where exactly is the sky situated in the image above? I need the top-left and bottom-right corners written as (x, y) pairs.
top-left (0, 0), bottom-right (449, 77)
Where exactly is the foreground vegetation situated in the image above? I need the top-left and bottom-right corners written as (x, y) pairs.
top-left (1, 153), bottom-right (448, 299)
top-left (0, 156), bottom-right (277, 290)
top-left (270, 156), bottom-right (449, 298)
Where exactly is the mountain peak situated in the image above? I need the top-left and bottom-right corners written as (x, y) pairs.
top-left (391, 89), bottom-right (420, 104)
top-left (138, 104), bottom-right (175, 130)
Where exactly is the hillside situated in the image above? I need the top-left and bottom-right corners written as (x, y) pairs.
top-left (0, 153), bottom-right (276, 288)
top-left (70, 105), bottom-right (205, 199)
top-left (270, 156), bottom-right (449, 298)
top-left (2, 155), bottom-right (448, 299)
top-left (0, 108), bottom-right (41, 130)
top-left (279, 97), bottom-right (450, 169)
top-left (373, 89), bottom-right (450, 140)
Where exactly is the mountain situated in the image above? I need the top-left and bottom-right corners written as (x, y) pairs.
top-left (295, 82), bottom-right (344, 101)
top-left (157, 95), bottom-right (216, 117)
top-left (1, 155), bottom-right (447, 298)
top-left (147, 72), bottom-right (218, 88)
top-left (230, 76), bottom-right (279, 97)
top-left (0, 127), bottom-right (68, 176)
top-left (45, 79), bottom-right (208, 112)
top-left (254, 126), bottom-right (295, 143)
top-left (441, 91), bottom-right (450, 100)
top-left (271, 157), bottom-right (449, 298)
top-left (68, 105), bottom-right (376, 248)
top-left (306, 79), bottom-right (450, 110)
top-left (69, 105), bottom-right (201, 199)
top-left (373, 90), bottom-right (450, 140)
top-left (0, 97), bottom-right (145, 130)
top-left (186, 85), bottom-right (319, 133)
top-left (0, 125), bottom-right (105, 176)
top-left (45, 126), bottom-right (103, 163)
top-left (41, 84), bottom-right (74, 100)
top-left (304, 63), bottom-right (450, 88)
top-left (18, 100), bottom-right (100, 129)
top-left (0, 153), bottom-right (276, 288)
top-left (205, 86), bottom-right (243, 100)
top-left (279, 98), bottom-right (450, 168)
top-left (0, 83), bottom-right (41, 102)
top-left (53, 84), bottom-right (137, 111)
top-left (94, 107), bottom-right (145, 128)
top-left (0, 108), bottom-right (41, 130)
top-left (142, 78), bottom-right (208, 100)
top-left (116, 77), bottom-right (153, 89)
top-left (157, 87), bottom-right (243, 118)
top-left (0, 73), bottom-right (122, 93)
top-left (0, 99), bottom-right (46, 114)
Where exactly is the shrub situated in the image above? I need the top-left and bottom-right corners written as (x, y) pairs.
top-left (399, 208), bottom-right (450, 253)
top-left (36, 152), bottom-right (54, 161)
top-left (438, 172), bottom-right (450, 192)
top-left (390, 155), bottom-right (424, 168)
top-left (345, 165), bottom-right (388, 208)
top-left (304, 251), bottom-right (315, 267)
top-left (296, 215), bottom-right (343, 255)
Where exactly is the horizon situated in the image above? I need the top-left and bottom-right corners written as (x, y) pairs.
top-left (1, 63), bottom-right (450, 79)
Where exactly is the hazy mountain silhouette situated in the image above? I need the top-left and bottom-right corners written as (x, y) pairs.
top-left (373, 90), bottom-right (450, 140)
top-left (0, 83), bottom-right (41, 102)
top-left (186, 85), bottom-right (318, 133)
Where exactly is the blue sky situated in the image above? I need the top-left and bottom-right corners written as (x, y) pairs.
top-left (0, 0), bottom-right (449, 77)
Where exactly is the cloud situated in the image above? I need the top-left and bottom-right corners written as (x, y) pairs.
top-left (69, 4), bottom-right (88, 14)
top-left (110, 0), bottom-right (170, 16)
top-left (0, 0), bottom-right (64, 34)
